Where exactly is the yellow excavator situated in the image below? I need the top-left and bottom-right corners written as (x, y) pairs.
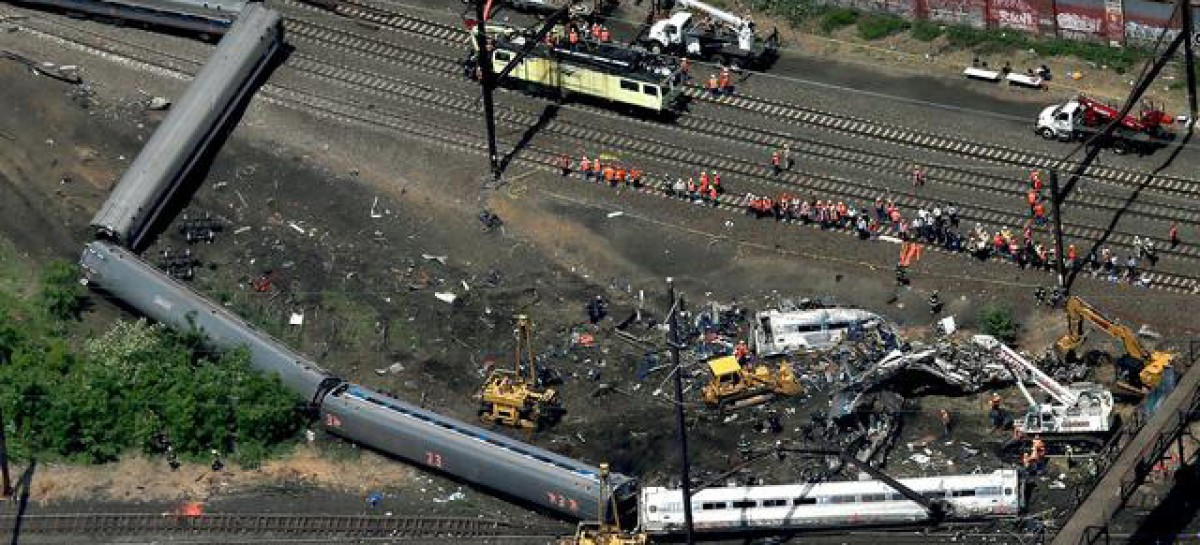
top-left (1055, 296), bottom-right (1173, 395)
top-left (558, 463), bottom-right (647, 545)
top-left (478, 315), bottom-right (564, 430)
top-left (701, 355), bottom-right (802, 411)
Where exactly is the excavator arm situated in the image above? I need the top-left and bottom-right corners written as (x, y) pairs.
top-left (1057, 296), bottom-right (1172, 391)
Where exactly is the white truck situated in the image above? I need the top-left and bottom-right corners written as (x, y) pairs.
top-left (639, 0), bottom-right (778, 68)
top-left (973, 335), bottom-right (1115, 457)
top-left (1035, 95), bottom-right (1174, 155)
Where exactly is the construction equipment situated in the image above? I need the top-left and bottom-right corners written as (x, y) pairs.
top-left (638, 0), bottom-right (778, 68)
top-left (478, 315), bottom-right (564, 430)
top-left (558, 463), bottom-right (647, 545)
top-left (701, 355), bottom-right (801, 411)
top-left (1036, 95), bottom-right (1174, 154)
top-left (974, 335), bottom-right (1114, 457)
top-left (1055, 296), bottom-right (1173, 395)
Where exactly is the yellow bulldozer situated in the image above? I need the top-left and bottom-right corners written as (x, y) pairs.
top-left (1055, 296), bottom-right (1173, 395)
top-left (701, 355), bottom-right (802, 411)
top-left (478, 315), bottom-right (564, 430)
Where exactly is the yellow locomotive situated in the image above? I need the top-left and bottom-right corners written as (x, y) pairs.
top-left (466, 22), bottom-right (685, 115)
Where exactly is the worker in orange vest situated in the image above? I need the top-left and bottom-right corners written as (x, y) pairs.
top-left (599, 26), bottom-right (611, 42)
top-left (592, 159), bottom-right (603, 179)
top-left (590, 24), bottom-right (602, 40)
top-left (615, 166), bottom-right (626, 186)
top-left (580, 155), bottom-right (591, 178)
top-left (706, 74), bottom-right (719, 97)
top-left (602, 165), bottom-right (615, 185)
top-left (629, 168), bottom-right (642, 187)
top-left (718, 66), bottom-right (731, 95)
top-left (568, 28), bottom-right (580, 48)
top-left (912, 165), bottom-right (926, 187)
top-left (734, 340), bottom-right (750, 363)
top-left (686, 177), bottom-right (697, 199)
top-left (558, 154), bottom-right (571, 176)
top-left (1066, 244), bottom-right (1077, 267)
top-left (711, 172), bottom-right (721, 193)
top-left (1169, 222), bottom-right (1180, 247)
top-left (1032, 202), bottom-right (1046, 225)
top-left (680, 58), bottom-right (691, 80)
top-left (1026, 188), bottom-right (1039, 211)
top-left (771, 150), bottom-right (782, 175)
top-left (1030, 170), bottom-right (1043, 191)
top-left (708, 185), bottom-right (718, 206)
top-left (699, 171), bottom-right (710, 192)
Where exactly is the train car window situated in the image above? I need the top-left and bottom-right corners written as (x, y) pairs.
top-left (648, 505), bottom-right (658, 513)
top-left (830, 495), bottom-right (857, 504)
top-left (619, 80), bottom-right (639, 92)
top-left (861, 494), bottom-right (887, 503)
top-left (700, 502), bottom-right (728, 510)
top-left (793, 497), bottom-right (817, 506)
top-left (730, 500), bottom-right (756, 509)
top-left (1004, 488), bottom-right (1014, 496)
top-left (762, 499), bottom-right (788, 507)
top-left (977, 487), bottom-right (1001, 496)
top-left (889, 493), bottom-right (904, 501)
top-left (496, 51), bottom-right (513, 62)
top-left (951, 490), bottom-right (977, 498)
top-left (642, 84), bottom-right (659, 96)
top-left (923, 491), bottom-right (947, 499)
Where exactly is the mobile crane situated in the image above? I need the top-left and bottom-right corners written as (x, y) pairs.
top-left (1054, 296), bottom-right (1173, 395)
top-left (974, 335), bottom-right (1115, 457)
top-left (1036, 94), bottom-right (1174, 155)
top-left (558, 463), bottom-right (647, 545)
top-left (478, 315), bottom-right (565, 430)
top-left (639, 0), bottom-right (778, 68)
top-left (701, 355), bottom-right (802, 412)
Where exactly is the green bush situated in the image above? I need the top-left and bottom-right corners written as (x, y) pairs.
top-left (856, 13), bottom-right (910, 40)
top-left (910, 20), bottom-right (943, 41)
top-left (820, 7), bottom-right (858, 33)
top-left (39, 260), bottom-right (86, 321)
top-left (979, 302), bottom-right (1019, 343)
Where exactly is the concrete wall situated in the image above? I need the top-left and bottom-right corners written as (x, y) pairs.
top-left (815, 0), bottom-right (1198, 48)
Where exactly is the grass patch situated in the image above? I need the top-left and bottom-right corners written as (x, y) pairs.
top-left (944, 26), bottom-right (1149, 73)
top-left (856, 13), bottom-right (910, 40)
top-left (910, 20), bottom-right (943, 41)
top-left (820, 7), bottom-right (858, 33)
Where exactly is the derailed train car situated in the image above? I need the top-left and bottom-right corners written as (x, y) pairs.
top-left (639, 470), bottom-right (1022, 534)
top-left (78, 240), bottom-right (636, 521)
top-left (8, 0), bottom-right (246, 36)
top-left (89, 2), bottom-right (281, 249)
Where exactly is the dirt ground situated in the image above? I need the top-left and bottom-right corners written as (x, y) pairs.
top-left (0, 8), bottom-right (1198, 541)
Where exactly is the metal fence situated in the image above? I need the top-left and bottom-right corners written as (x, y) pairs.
top-left (1068, 339), bottom-right (1200, 545)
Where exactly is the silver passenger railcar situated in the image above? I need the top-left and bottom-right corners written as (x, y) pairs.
top-left (9, 0), bottom-right (246, 36)
top-left (78, 240), bottom-right (637, 522)
top-left (322, 384), bottom-right (637, 521)
top-left (79, 241), bottom-right (332, 396)
top-left (89, 2), bottom-right (281, 248)
top-left (640, 470), bottom-right (1021, 534)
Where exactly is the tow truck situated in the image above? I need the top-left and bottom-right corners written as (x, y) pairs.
top-left (638, 0), bottom-right (778, 68)
top-left (1055, 296), bottom-right (1173, 396)
top-left (973, 335), bottom-right (1115, 458)
top-left (1035, 95), bottom-right (1174, 155)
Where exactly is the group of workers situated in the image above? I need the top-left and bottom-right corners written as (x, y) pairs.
top-left (562, 22), bottom-right (613, 49)
top-left (570, 154), bottom-right (645, 187)
top-left (666, 170), bottom-right (725, 205)
top-left (705, 65), bottom-right (736, 97)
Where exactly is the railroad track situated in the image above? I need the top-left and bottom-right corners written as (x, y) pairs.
top-left (275, 18), bottom-right (1200, 280)
top-left (10, 11), bottom-right (1200, 292)
top-left (0, 512), bottom-right (565, 538)
top-left (292, 0), bottom-right (1200, 202)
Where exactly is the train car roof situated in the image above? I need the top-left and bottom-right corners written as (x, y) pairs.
top-left (119, 0), bottom-right (248, 18)
top-left (495, 36), bottom-right (678, 83)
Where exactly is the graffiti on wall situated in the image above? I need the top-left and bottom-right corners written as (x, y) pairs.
top-left (1056, 8), bottom-right (1104, 39)
top-left (1124, 19), bottom-right (1179, 44)
top-left (926, 0), bottom-right (987, 27)
top-left (989, 0), bottom-right (1039, 32)
top-left (1103, 0), bottom-right (1124, 43)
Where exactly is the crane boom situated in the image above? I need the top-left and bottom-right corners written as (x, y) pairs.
top-left (676, 0), bottom-right (745, 28)
top-left (975, 335), bottom-right (1078, 407)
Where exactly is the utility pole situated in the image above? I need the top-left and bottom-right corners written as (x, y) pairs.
top-left (0, 405), bottom-right (12, 498)
top-left (1049, 169), bottom-right (1067, 291)
top-left (1182, 0), bottom-right (1197, 123)
top-left (666, 278), bottom-right (694, 544)
top-left (473, 0), bottom-right (501, 182)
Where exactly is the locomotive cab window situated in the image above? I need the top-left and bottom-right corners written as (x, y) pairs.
top-left (642, 84), bottom-right (659, 96)
top-left (619, 79), bottom-right (639, 92)
top-left (496, 51), bottom-right (513, 62)
top-left (952, 490), bottom-right (976, 498)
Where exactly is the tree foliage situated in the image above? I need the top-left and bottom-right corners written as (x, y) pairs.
top-left (38, 260), bottom-right (86, 321)
top-left (0, 299), bottom-right (304, 465)
top-left (979, 302), bottom-right (1019, 343)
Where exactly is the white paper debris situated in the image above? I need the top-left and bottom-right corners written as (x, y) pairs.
top-left (289, 312), bottom-right (304, 326)
top-left (607, 211), bottom-right (624, 218)
top-left (434, 292), bottom-right (457, 304)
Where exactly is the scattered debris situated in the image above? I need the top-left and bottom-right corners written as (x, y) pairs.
top-left (289, 312), bottom-right (305, 326)
top-left (434, 292), bottom-right (457, 304)
top-left (146, 96), bottom-right (171, 110)
top-left (2, 50), bottom-right (81, 84)
top-left (422, 254), bottom-right (448, 265)
top-left (287, 221), bottom-right (306, 235)
top-left (607, 211), bottom-right (624, 218)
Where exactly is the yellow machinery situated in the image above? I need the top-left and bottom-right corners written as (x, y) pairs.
top-left (478, 315), bottom-right (564, 430)
top-left (558, 463), bottom-right (647, 545)
top-left (1055, 296), bottom-right (1173, 394)
top-left (701, 355), bottom-right (801, 411)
